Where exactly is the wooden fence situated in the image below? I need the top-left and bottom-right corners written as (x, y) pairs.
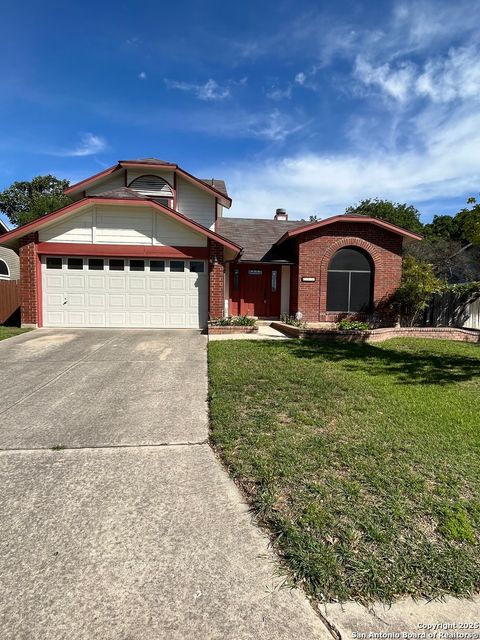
top-left (425, 290), bottom-right (480, 330)
top-left (0, 280), bottom-right (20, 324)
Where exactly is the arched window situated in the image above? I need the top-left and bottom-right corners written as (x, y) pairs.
top-left (128, 174), bottom-right (174, 206)
top-left (326, 247), bottom-right (373, 312)
top-left (0, 259), bottom-right (9, 279)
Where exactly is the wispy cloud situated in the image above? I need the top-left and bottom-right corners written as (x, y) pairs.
top-left (53, 133), bottom-right (107, 157)
top-left (224, 99), bottom-right (480, 219)
top-left (354, 45), bottom-right (480, 104)
top-left (138, 71), bottom-right (147, 80)
top-left (165, 78), bottom-right (231, 101)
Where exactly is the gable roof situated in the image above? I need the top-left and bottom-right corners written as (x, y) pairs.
top-left (275, 214), bottom-right (423, 244)
top-left (64, 158), bottom-right (231, 207)
top-left (0, 197), bottom-right (242, 254)
top-left (216, 217), bottom-right (304, 262)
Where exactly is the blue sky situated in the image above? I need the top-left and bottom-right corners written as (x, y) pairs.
top-left (1, 0), bottom-right (479, 227)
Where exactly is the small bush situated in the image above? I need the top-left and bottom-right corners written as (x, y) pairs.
top-left (210, 315), bottom-right (256, 327)
top-left (280, 314), bottom-right (306, 327)
top-left (337, 319), bottom-right (370, 331)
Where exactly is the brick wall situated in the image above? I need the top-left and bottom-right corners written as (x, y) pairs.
top-left (295, 222), bottom-right (403, 322)
top-left (208, 239), bottom-right (225, 319)
top-left (19, 233), bottom-right (38, 327)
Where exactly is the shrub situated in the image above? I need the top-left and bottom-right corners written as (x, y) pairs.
top-left (280, 314), bottom-right (306, 328)
top-left (395, 256), bottom-right (443, 326)
top-left (337, 319), bottom-right (370, 331)
top-left (210, 315), bottom-right (256, 327)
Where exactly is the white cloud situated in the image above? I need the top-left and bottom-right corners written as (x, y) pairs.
top-left (354, 45), bottom-right (480, 104)
top-left (295, 72), bottom-right (306, 85)
top-left (266, 85), bottom-right (292, 101)
top-left (222, 103), bottom-right (480, 219)
top-left (138, 71), bottom-right (147, 80)
top-left (354, 57), bottom-right (416, 102)
top-left (54, 133), bottom-right (106, 157)
top-left (165, 78), bottom-right (230, 101)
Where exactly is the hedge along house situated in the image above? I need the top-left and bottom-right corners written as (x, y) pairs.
top-left (0, 158), bottom-right (421, 328)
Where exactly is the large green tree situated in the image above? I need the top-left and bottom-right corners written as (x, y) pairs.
top-left (345, 198), bottom-right (423, 234)
top-left (0, 175), bottom-right (71, 227)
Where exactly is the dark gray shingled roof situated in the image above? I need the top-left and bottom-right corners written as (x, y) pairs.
top-left (92, 187), bottom-right (145, 199)
top-left (199, 179), bottom-right (228, 198)
top-left (216, 217), bottom-right (305, 262)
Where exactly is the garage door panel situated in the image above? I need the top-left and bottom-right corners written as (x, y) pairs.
top-left (45, 275), bottom-right (64, 288)
top-left (66, 275), bottom-right (85, 288)
top-left (88, 293), bottom-right (106, 307)
top-left (109, 294), bottom-right (126, 307)
top-left (42, 257), bottom-right (207, 328)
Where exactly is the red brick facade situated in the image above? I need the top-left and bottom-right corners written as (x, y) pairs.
top-left (19, 233), bottom-right (39, 327)
top-left (208, 239), bottom-right (225, 319)
top-left (289, 222), bottom-right (403, 322)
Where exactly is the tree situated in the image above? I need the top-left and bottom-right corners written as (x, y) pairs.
top-left (345, 198), bottom-right (423, 234)
top-left (0, 175), bottom-right (71, 227)
top-left (456, 197), bottom-right (480, 245)
top-left (394, 256), bottom-right (443, 325)
top-left (423, 214), bottom-right (464, 242)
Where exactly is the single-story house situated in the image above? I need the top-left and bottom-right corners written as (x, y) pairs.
top-left (0, 219), bottom-right (20, 281)
top-left (0, 158), bottom-right (421, 329)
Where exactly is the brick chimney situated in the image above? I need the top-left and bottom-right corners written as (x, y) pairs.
top-left (274, 208), bottom-right (288, 221)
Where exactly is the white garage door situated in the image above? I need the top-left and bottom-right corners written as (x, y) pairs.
top-left (41, 256), bottom-right (208, 328)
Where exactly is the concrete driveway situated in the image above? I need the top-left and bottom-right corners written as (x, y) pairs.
top-left (0, 329), bottom-right (328, 640)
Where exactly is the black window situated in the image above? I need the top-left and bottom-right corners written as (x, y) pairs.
top-left (233, 269), bottom-right (239, 291)
top-left (0, 259), bottom-right (9, 276)
top-left (88, 258), bottom-right (104, 271)
top-left (46, 257), bottom-right (62, 270)
top-left (189, 261), bottom-right (205, 273)
top-left (170, 260), bottom-right (184, 272)
top-left (109, 259), bottom-right (124, 271)
top-left (67, 258), bottom-right (83, 270)
top-left (150, 260), bottom-right (165, 272)
top-left (271, 270), bottom-right (278, 293)
top-left (326, 248), bottom-right (372, 312)
top-left (130, 259), bottom-right (145, 272)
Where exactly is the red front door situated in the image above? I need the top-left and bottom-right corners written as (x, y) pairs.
top-left (229, 264), bottom-right (281, 317)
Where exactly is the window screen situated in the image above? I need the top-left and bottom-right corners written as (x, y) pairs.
top-left (327, 248), bottom-right (372, 312)
top-left (88, 258), bottom-right (104, 271)
top-left (130, 260), bottom-right (145, 272)
top-left (46, 257), bottom-right (62, 270)
top-left (150, 260), bottom-right (165, 272)
top-left (189, 261), bottom-right (205, 273)
top-left (109, 259), bottom-right (124, 271)
top-left (170, 261), bottom-right (184, 272)
top-left (67, 258), bottom-right (83, 270)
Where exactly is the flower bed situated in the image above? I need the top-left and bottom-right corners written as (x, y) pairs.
top-left (270, 322), bottom-right (480, 343)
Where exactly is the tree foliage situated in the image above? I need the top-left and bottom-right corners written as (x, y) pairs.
top-left (345, 198), bottom-right (423, 234)
top-left (0, 175), bottom-right (71, 227)
top-left (395, 256), bottom-right (443, 325)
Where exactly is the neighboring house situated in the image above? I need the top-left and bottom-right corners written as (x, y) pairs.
top-left (0, 158), bottom-right (421, 329)
top-left (0, 219), bottom-right (20, 281)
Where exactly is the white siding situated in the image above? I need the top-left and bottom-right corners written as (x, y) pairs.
top-left (39, 205), bottom-right (206, 247)
top-left (0, 246), bottom-right (19, 280)
top-left (39, 211), bottom-right (94, 243)
top-left (281, 266), bottom-right (290, 315)
top-left (176, 176), bottom-right (216, 229)
top-left (86, 172), bottom-right (125, 195)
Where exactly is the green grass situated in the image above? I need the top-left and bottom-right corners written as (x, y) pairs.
top-left (0, 326), bottom-right (31, 342)
top-left (208, 338), bottom-right (480, 603)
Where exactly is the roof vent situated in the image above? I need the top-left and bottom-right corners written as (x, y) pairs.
top-left (274, 208), bottom-right (288, 221)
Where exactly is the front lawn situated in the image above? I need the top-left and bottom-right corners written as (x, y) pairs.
top-left (208, 338), bottom-right (480, 603)
top-left (0, 326), bottom-right (30, 342)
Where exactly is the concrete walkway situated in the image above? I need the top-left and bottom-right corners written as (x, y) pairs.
top-left (0, 329), bottom-right (326, 640)
top-left (208, 324), bottom-right (289, 341)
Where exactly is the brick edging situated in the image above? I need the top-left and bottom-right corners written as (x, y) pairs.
top-left (208, 325), bottom-right (258, 334)
top-left (271, 323), bottom-right (480, 343)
